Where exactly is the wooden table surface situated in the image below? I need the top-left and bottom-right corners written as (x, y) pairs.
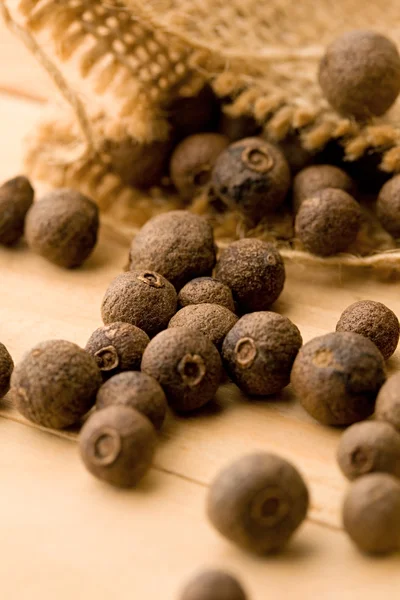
top-left (1, 18), bottom-right (400, 600)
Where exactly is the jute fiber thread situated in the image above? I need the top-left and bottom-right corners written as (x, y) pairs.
top-left (3, 0), bottom-right (400, 270)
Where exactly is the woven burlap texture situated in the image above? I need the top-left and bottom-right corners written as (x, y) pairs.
top-left (3, 0), bottom-right (400, 270)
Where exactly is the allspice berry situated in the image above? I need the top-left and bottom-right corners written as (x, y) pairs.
top-left (215, 239), bottom-right (285, 312)
top-left (141, 328), bottom-right (222, 413)
top-left (170, 133), bottom-right (229, 201)
top-left (207, 453), bottom-right (309, 554)
top-left (96, 371), bottom-right (167, 430)
top-left (11, 340), bottom-right (102, 429)
top-left (179, 570), bottom-right (248, 600)
top-left (336, 300), bottom-right (399, 360)
top-left (101, 270), bottom-right (177, 337)
top-left (85, 322), bottom-right (150, 379)
top-left (375, 373), bottom-right (400, 432)
top-left (292, 165), bottom-right (353, 213)
top-left (212, 137), bottom-right (291, 220)
top-left (0, 176), bottom-right (34, 245)
top-left (106, 137), bottom-right (171, 189)
top-left (319, 30), bottom-right (400, 120)
top-left (291, 332), bottom-right (386, 426)
top-left (295, 188), bottom-right (362, 256)
top-left (178, 277), bottom-right (235, 312)
top-left (343, 473), bottom-right (400, 554)
top-left (25, 189), bottom-right (99, 268)
top-left (0, 343), bottom-right (13, 398)
top-left (337, 421), bottom-right (400, 481)
top-left (222, 312), bottom-right (302, 396)
top-left (129, 211), bottom-right (216, 290)
top-left (169, 303), bottom-right (238, 349)
top-left (377, 174), bottom-right (400, 237)
top-left (79, 405), bottom-right (156, 488)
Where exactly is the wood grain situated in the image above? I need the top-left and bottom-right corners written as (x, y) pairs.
top-left (1, 20), bottom-right (400, 599)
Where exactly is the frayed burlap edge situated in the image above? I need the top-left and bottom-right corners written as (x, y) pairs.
top-left (3, 1), bottom-right (400, 272)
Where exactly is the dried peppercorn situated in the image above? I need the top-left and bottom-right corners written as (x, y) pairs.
top-left (79, 405), bottom-right (156, 488)
top-left (291, 332), bottom-right (386, 426)
top-left (207, 453), bottom-right (309, 554)
top-left (96, 371), bottom-right (167, 430)
top-left (129, 211), bottom-right (216, 290)
top-left (215, 239), bottom-right (285, 313)
top-left (101, 270), bottom-right (177, 338)
top-left (85, 322), bottom-right (150, 379)
top-left (11, 340), bottom-right (102, 429)
top-left (211, 137), bottom-right (291, 220)
top-left (319, 30), bottom-right (400, 120)
top-left (292, 165), bottom-right (353, 213)
top-left (169, 303), bottom-right (238, 349)
top-left (106, 137), bottom-right (171, 189)
top-left (336, 300), bottom-right (399, 360)
top-left (375, 373), bottom-right (400, 432)
top-left (0, 343), bottom-right (13, 399)
top-left (377, 174), bottom-right (400, 237)
top-left (179, 570), bottom-right (248, 600)
top-left (0, 175), bottom-right (34, 245)
top-left (294, 188), bottom-right (362, 256)
top-left (141, 328), bottom-right (222, 413)
top-left (170, 133), bottom-right (229, 201)
top-left (25, 188), bottom-right (99, 268)
top-left (178, 277), bottom-right (235, 312)
top-left (222, 312), bottom-right (302, 396)
top-left (343, 473), bottom-right (400, 554)
top-left (337, 421), bottom-right (400, 481)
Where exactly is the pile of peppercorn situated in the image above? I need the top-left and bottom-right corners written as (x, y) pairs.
top-left (2, 27), bottom-right (400, 600)
top-left (1, 187), bottom-right (400, 571)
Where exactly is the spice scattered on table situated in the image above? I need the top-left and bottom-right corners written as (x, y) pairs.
top-left (96, 371), bottom-right (167, 431)
top-left (207, 452), bottom-right (309, 554)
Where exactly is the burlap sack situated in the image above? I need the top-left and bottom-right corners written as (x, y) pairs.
top-left (3, 0), bottom-right (400, 269)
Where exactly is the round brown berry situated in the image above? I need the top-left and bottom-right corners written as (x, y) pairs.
top-left (79, 405), bottom-right (156, 488)
top-left (0, 343), bottom-right (13, 398)
top-left (212, 137), bottom-right (291, 220)
top-left (141, 328), bottom-right (222, 413)
top-left (169, 303), bottom-right (238, 349)
top-left (295, 188), bottom-right (362, 256)
top-left (319, 30), bottom-right (400, 119)
top-left (336, 300), bottom-right (399, 360)
top-left (170, 133), bottom-right (229, 201)
top-left (343, 473), bottom-right (400, 554)
top-left (292, 165), bottom-right (353, 213)
top-left (207, 453), bottom-right (309, 554)
top-left (215, 239), bottom-right (285, 312)
top-left (129, 211), bottom-right (216, 290)
top-left (85, 322), bottom-right (149, 379)
top-left (291, 332), bottom-right (386, 426)
top-left (178, 277), bottom-right (235, 312)
top-left (375, 373), bottom-right (400, 432)
top-left (25, 189), bottom-right (99, 268)
top-left (222, 312), bottom-right (302, 396)
top-left (106, 137), bottom-right (171, 189)
top-left (0, 176), bottom-right (34, 245)
top-left (179, 570), bottom-right (248, 600)
top-left (96, 371), bottom-right (167, 430)
top-left (337, 421), bottom-right (400, 481)
top-left (101, 271), bottom-right (177, 338)
top-left (377, 175), bottom-right (400, 237)
top-left (11, 340), bottom-right (102, 429)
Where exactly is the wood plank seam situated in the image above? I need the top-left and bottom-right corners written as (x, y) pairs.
top-left (0, 409), bottom-right (342, 533)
